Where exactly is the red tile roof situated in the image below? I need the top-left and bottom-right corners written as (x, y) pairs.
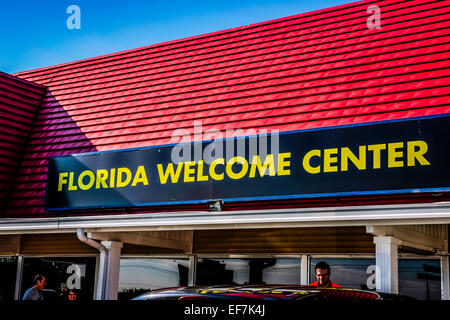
top-left (6, 0), bottom-right (450, 217)
top-left (0, 72), bottom-right (46, 215)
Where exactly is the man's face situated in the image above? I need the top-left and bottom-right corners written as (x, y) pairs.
top-left (36, 277), bottom-right (47, 291)
top-left (315, 268), bottom-right (330, 285)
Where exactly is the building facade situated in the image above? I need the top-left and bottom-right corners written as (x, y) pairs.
top-left (1, 0), bottom-right (449, 301)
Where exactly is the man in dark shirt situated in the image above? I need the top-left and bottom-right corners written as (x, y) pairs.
top-left (309, 261), bottom-right (342, 288)
top-left (22, 274), bottom-right (47, 300)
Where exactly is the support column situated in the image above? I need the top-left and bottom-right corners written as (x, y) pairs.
top-left (300, 255), bottom-right (310, 285)
top-left (14, 256), bottom-right (23, 300)
top-left (373, 236), bottom-right (401, 294)
top-left (188, 255), bottom-right (197, 286)
top-left (441, 255), bottom-right (449, 300)
top-left (101, 241), bottom-right (123, 300)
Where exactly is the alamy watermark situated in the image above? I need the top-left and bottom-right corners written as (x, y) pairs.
top-left (366, 264), bottom-right (378, 290)
top-left (66, 5), bottom-right (81, 30)
top-left (367, 5), bottom-right (381, 30)
top-left (170, 121), bottom-right (281, 174)
top-left (66, 264), bottom-right (82, 290)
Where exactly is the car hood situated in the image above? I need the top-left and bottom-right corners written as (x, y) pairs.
top-left (132, 284), bottom-right (394, 301)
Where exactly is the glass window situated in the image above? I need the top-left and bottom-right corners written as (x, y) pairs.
top-left (399, 259), bottom-right (441, 300)
top-left (21, 257), bottom-right (96, 302)
top-left (118, 258), bottom-right (189, 300)
top-left (309, 258), bottom-right (375, 290)
top-left (196, 258), bottom-right (300, 286)
top-left (0, 257), bottom-right (18, 302)
top-left (261, 259), bottom-right (301, 284)
top-left (309, 258), bottom-right (442, 300)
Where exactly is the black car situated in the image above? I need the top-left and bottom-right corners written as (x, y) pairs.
top-left (132, 285), bottom-right (415, 301)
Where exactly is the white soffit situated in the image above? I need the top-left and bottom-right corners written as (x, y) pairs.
top-left (0, 202), bottom-right (450, 234)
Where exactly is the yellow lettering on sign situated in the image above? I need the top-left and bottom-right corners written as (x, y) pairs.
top-left (209, 158), bottom-right (225, 180)
top-left (341, 146), bottom-right (366, 171)
top-left (301, 140), bottom-right (430, 174)
top-left (52, 138), bottom-right (432, 193)
top-left (367, 144), bottom-right (386, 169)
top-left (110, 168), bottom-right (116, 188)
top-left (278, 152), bottom-right (291, 176)
top-left (96, 169), bottom-right (109, 189)
top-left (157, 163), bottom-right (183, 184)
top-left (183, 161), bottom-right (196, 182)
top-left (324, 148), bottom-right (338, 172)
top-left (58, 172), bottom-right (68, 191)
top-left (407, 141), bottom-right (430, 167)
top-left (303, 149), bottom-right (321, 174)
top-left (226, 157), bottom-right (248, 180)
top-left (68, 172), bottom-right (77, 191)
top-left (249, 154), bottom-right (275, 178)
top-left (197, 160), bottom-right (209, 182)
top-left (388, 142), bottom-right (404, 168)
top-left (78, 170), bottom-right (95, 190)
top-left (131, 165), bottom-right (149, 186)
top-left (117, 167), bottom-right (132, 187)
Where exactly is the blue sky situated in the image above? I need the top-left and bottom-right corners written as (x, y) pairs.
top-left (0, 0), bottom-right (353, 74)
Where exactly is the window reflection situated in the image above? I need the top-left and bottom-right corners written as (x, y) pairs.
top-left (196, 258), bottom-right (301, 286)
top-left (310, 258), bottom-right (375, 290)
top-left (309, 258), bottom-right (442, 300)
top-left (399, 259), bottom-right (441, 300)
top-left (0, 257), bottom-right (17, 302)
top-left (118, 258), bottom-right (189, 300)
top-left (21, 257), bottom-right (96, 302)
top-left (261, 259), bottom-right (301, 284)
